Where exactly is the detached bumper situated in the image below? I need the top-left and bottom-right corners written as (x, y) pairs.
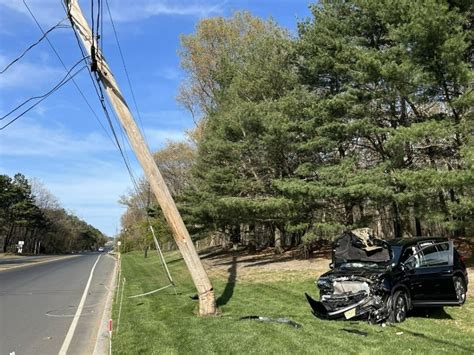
top-left (305, 293), bottom-right (372, 320)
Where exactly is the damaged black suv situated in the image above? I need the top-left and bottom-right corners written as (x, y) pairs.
top-left (306, 229), bottom-right (468, 323)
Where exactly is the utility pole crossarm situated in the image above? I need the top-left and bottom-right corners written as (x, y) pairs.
top-left (64, 0), bottom-right (217, 316)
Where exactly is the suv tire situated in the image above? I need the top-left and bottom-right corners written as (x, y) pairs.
top-left (389, 290), bottom-right (408, 323)
top-left (454, 276), bottom-right (466, 305)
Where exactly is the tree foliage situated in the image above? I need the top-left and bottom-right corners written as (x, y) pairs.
top-left (0, 173), bottom-right (107, 253)
top-left (121, 2), bottom-right (473, 253)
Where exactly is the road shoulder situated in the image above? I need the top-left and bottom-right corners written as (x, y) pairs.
top-left (93, 253), bottom-right (118, 355)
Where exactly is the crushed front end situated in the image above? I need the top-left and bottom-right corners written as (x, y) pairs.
top-left (306, 273), bottom-right (391, 323)
top-left (306, 228), bottom-right (393, 323)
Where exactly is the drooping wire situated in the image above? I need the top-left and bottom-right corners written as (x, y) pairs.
top-left (0, 19), bottom-right (69, 74)
top-left (61, 1), bottom-right (136, 173)
top-left (63, 1), bottom-right (170, 258)
top-left (23, 0), bottom-right (116, 146)
top-left (0, 60), bottom-right (87, 130)
top-left (62, 0), bottom-right (145, 190)
top-left (0, 56), bottom-right (88, 121)
top-left (104, 0), bottom-right (149, 143)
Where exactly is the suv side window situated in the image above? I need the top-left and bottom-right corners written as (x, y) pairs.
top-left (418, 245), bottom-right (445, 267)
top-left (405, 242), bottom-right (451, 269)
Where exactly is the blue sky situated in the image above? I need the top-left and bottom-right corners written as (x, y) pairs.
top-left (0, 0), bottom-right (312, 236)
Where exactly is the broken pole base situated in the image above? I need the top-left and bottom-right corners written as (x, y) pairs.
top-left (199, 289), bottom-right (218, 316)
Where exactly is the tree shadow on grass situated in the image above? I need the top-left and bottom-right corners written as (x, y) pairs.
top-left (392, 325), bottom-right (473, 352)
top-left (217, 256), bottom-right (237, 306)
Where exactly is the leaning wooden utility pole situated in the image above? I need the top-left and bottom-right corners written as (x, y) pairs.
top-left (64, 0), bottom-right (217, 316)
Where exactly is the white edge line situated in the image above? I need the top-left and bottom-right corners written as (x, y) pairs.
top-left (59, 254), bottom-right (101, 355)
top-left (92, 254), bottom-right (118, 355)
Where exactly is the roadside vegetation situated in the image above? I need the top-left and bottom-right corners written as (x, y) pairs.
top-left (112, 251), bottom-right (474, 354)
top-left (118, 0), bottom-right (473, 254)
top-left (0, 173), bottom-right (107, 253)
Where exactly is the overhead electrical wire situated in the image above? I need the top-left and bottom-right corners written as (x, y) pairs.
top-left (22, 0), bottom-right (117, 146)
top-left (62, 1), bottom-right (149, 208)
top-left (62, 0), bottom-right (175, 288)
top-left (0, 59), bottom-right (87, 130)
top-left (0, 56), bottom-right (87, 121)
top-left (104, 0), bottom-right (149, 143)
top-left (0, 19), bottom-right (69, 74)
top-left (8, 1), bottom-right (146, 209)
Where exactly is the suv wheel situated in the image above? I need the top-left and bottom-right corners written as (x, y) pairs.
top-left (389, 290), bottom-right (408, 323)
top-left (454, 276), bottom-right (466, 305)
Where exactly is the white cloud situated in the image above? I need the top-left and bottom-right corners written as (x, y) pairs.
top-left (0, 119), bottom-right (117, 157)
top-left (0, 118), bottom-right (189, 235)
top-left (0, 0), bottom-right (226, 26)
top-left (0, 55), bottom-right (63, 90)
top-left (144, 127), bottom-right (187, 149)
top-left (154, 66), bottom-right (183, 81)
top-left (105, 0), bottom-right (225, 22)
top-left (0, 0), bottom-right (64, 27)
top-left (1, 144), bottom-right (140, 236)
top-left (33, 160), bottom-right (137, 236)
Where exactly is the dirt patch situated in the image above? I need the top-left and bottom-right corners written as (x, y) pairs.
top-left (201, 248), bottom-right (330, 283)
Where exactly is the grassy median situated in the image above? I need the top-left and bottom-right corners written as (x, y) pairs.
top-left (111, 251), bottom-right (474, 354)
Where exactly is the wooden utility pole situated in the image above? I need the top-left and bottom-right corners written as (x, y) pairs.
top-left (64, 0), bottom-right (217, 316)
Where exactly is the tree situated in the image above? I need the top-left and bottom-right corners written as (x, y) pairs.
top-left (282, 0), bottom-right (473, 240)
top-left (0, 173), bottom-right (107, 254)
top-left (179, 12), bottom-right (306, 251)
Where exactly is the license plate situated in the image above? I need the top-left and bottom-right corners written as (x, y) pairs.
top-left (344, 308), bottom-right (356, 319)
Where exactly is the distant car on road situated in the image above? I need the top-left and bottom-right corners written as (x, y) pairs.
top-left (98, 247), bottom-right (104, 252)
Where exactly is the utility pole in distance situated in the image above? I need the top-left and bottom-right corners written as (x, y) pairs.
top-left (64, 0), bottom-right (217, 316)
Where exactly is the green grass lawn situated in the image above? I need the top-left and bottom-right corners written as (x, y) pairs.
top-left (111, 251), bottom-right (474, 354)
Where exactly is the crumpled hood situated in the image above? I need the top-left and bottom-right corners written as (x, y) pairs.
top-left (319, 266), bottom-right (386, 281)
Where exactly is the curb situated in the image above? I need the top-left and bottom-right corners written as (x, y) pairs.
top-left (93, 253), bottom-right (119, 355)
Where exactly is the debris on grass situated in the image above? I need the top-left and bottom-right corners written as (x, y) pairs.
top-left (341, 328), bottom-right (368, 337)
top-left (240, 316), bottom-right (301, 329)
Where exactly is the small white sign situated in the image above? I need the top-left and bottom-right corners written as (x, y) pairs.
top-left (18, 241), bottom-right (24, 246)
top-left (117, 241), bottom-right (122, 246)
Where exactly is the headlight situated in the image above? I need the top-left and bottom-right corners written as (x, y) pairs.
top-left (317, 278), bottom-right (331, 289)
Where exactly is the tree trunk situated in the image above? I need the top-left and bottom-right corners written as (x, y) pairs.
top-left (247, 224), bottom-right (256, 253)
top-left (274, 226), bottom-right (284, 254)
top-left (392, 202), bottom-right (402, 239)
top-left (345, 203), bottom-right (354, 226)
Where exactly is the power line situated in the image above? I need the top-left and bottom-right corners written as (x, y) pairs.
top-left (104, 0), bottom-right (148, 143)
top-left (0, 57), bottom-right (88, 121)
top-left (23, 0), bottom-right (116, 146)
top-left (0, 19), bottom-right (69, 74)
top-left (63, 0), bottom-right (150, 217)
top-left (61, 1), bottom-right (139, 186)
top-left (0, 61), bottom-right (87, 130)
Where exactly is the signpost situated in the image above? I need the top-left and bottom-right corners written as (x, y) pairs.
top-left (17, 241), bottom-right (24, 254)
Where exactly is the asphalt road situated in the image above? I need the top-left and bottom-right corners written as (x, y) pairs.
top-left (0, 253), bottom-right (116, 355)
